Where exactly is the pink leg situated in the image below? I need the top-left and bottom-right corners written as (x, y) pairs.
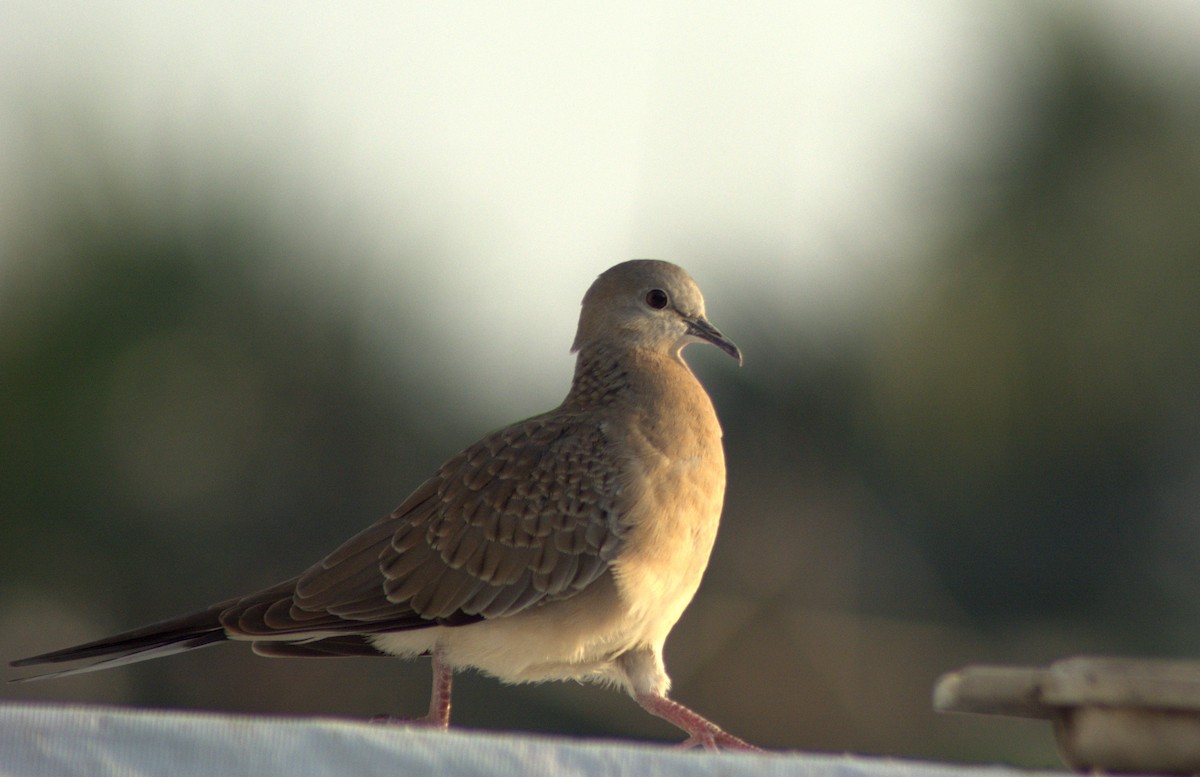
top-left (427, 648), bottom-right (452, 728)
top-left (635, 693), bottom-right (760, 752)
top-left (372, 647), bottom-right (453, 729)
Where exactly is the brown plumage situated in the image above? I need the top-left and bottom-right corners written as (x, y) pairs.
top-left (10, 259), bottom-right (754, 750)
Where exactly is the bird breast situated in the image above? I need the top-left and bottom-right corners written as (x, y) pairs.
top-left (606, 355), bottom-right (727, 648)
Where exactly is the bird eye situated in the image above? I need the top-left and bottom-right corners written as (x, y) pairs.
top-left (645, 289), bottom-right (669, 310)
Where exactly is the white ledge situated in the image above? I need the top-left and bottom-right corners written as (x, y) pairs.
top-left (1, 701), bottom-right (1052, 777)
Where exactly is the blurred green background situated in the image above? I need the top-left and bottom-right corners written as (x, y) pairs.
top-left (4, 1), bottom-right (1200, 768)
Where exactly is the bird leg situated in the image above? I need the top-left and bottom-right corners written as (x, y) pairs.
top-left (635, 693), bottom-right (760, 752)
top-left (371, 647), bottom-right (453, 728)
top-left (427, 647), bottom-right (453, 728)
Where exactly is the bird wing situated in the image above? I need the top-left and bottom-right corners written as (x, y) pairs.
top-left (222, 412), bottom-right (627, 639)
top-left (11, 414), bottom-right (626, 677)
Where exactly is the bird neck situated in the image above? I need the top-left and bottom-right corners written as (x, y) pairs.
top-left (563, 344), bottom-right (698, 413)
top-left (563, 346), bottom-right (628, 410)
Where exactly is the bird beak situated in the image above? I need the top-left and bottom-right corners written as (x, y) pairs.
top-left (686, 316), bottom-right (743, 365)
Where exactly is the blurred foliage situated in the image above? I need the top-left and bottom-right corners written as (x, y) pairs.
top-left (1, 173), bottom-right (456, 642)
top-left (4, 18), bottom-right (1200, 770)
top-left (858, 35), bottom-right (1200, 630)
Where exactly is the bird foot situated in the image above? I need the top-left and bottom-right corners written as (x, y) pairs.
top-left (636, 692), bottom-right (761, 752)
top-left (368, 713), bottom-right (449, 729)
top-left (370, 649), bottom-right (454, 729)
top-left (674, 729), bottom-right (761, 752)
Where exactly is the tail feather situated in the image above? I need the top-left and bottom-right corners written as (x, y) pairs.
top-left (251, 635), bottom-right (390, 659)
top-left (9, 605), bottom-right (229, 682)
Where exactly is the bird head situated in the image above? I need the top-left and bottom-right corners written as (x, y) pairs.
top-left (572, 259), bottom-right (742, 365)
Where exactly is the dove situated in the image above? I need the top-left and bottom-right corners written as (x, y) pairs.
top-left (11, 259), bottom-right (754, 751)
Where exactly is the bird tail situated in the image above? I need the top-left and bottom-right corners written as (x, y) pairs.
top-left (9, 605), bottom-right (229, 682)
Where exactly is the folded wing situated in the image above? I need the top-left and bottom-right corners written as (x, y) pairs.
top-left (11, 413), bottom-right (627, 677)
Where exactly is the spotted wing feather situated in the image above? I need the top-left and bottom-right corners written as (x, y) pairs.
top-left (220, 413), bottom-right (625, 639)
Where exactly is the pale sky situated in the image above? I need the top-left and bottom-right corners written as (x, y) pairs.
top-left (3, 1), bottom-right (1200, 416)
